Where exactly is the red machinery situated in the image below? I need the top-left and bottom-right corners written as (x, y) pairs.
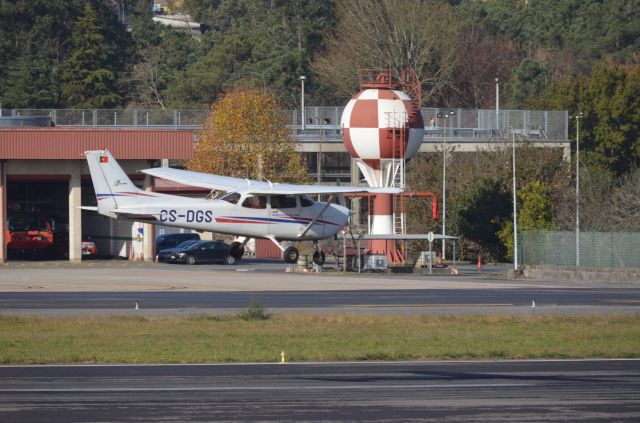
top-left (6, 202), bottom-right (54, 254)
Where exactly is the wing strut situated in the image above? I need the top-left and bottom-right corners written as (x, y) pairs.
top-left (297, 195), bottom-right (335, 238)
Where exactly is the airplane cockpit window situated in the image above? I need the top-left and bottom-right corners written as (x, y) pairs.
top-left (242, 195), bottom-right (267, 209)
top-left (271, 194), bottom-right (297, 209)
top-left (220, 192), bottom-right (241, 204)
top-left (300, 195), bottom-right (314, 207)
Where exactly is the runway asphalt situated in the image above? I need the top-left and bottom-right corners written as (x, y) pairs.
top-left (1, 359), bottom-right (638, 422)
top-left (1, 259), bottom-right (639, 315)
top-left (2, 287), bottom-right (640, 316)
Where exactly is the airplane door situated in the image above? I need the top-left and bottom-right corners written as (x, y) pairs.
top-left (269, 194), bottom-right (303, 237)
top-left (238, 194), bottom-right (268, 237)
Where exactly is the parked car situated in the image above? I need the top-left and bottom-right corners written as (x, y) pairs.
top-left (156, 239), bottom-right (199, 262)
top-left (168, 240), bottom-right (235, 265)
top-left (155, 233), bottom-right (200, 253)
top-left (81, 240), bottom-right (97, 257)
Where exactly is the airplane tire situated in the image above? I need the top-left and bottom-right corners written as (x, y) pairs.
top-left (224, 255), bottom-right (236, 265)
top-left (229, 242), bottom-right (245, 260)
top-left (283, 246), bottom-right (299, 264)
top-left (186, 255), bottom-right (196, 265)
top-left (312, 251), bottom-right (326, 266)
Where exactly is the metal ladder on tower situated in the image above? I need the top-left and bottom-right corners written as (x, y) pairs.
top-left (392, 118), bottom-right (406, 236)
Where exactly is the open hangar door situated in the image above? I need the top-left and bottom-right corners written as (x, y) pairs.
top-left (6, 179), bottom-right (69, 259)
top-left (6, 178), bottom-right (128, 260)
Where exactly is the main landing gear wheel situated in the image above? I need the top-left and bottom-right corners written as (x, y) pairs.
top-left (312, 251), bottom-right (326, 266)
top-left (229, 242), bottom-right (245, 260)
top-left (283, 246), bottom-right (300, 264)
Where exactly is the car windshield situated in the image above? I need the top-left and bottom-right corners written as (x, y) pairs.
top-left (9, 213), bottom-right (48, 232)
top-left (185, 241), bottom-right (206, 250)
top-left (175, 240), bottom-right (197, 249)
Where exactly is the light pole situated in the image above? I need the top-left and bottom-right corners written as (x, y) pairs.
top-left (309, 116), bottom-right (325, 184)
top-left (512, 131), bottom-right (518, 271)
top-left (575, 112), bottom-right (583, 267)
top-left (438, 110), bottom-right (455, 260)
top-left (299, 76), bottom-right (306, 131)
top-left (495, 77), bottom-right (500, 133)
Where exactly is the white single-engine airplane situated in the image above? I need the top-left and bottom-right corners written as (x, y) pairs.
top-left (84, 150), bottom-right (402, 265)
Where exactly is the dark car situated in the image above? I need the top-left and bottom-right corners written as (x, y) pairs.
top-left (168, 240), bottom-right (235, 265)
top-left (156, 239), bottom-right (199, 262)
top-left (155, 233), bottom-right (200, 253)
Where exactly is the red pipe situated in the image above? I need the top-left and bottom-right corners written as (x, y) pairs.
top-left (344, 192), bottom-right (439, 220)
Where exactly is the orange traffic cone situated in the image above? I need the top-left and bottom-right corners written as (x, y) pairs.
top-left (477, 255), bottom-right (482, 271)
top-left (437, 254), bottom-right (443, 266)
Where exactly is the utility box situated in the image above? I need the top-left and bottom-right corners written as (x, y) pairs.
top-left (417, 251), bottom-right (436, 267)
top-left (364, 254), bottom-right (387, 270)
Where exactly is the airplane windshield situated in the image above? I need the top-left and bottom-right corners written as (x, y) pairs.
top-left (220, 192), bottom-right (241, 204)
top-left (300, 195), bottom-right (314, 207)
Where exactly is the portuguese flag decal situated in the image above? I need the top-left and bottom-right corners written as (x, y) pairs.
top-left (99, 155), bottom-right (109, 163)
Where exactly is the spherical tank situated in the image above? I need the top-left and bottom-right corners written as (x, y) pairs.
top-left (341, 88), bottom-right (424, 166)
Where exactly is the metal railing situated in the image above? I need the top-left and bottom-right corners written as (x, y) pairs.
top-left (2, 107), bottom-right (569, 142)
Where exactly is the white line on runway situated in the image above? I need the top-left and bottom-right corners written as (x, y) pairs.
top-left (0, 383), bottom-right (530, 393)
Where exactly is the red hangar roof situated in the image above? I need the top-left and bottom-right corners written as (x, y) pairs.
top-left (0, 128), bottom-right (194, 160)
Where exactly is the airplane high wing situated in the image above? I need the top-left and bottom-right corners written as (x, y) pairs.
top-left (140, 167), bottom-right (402, 195)
top-left (84, 149), bottom-right (402, 265)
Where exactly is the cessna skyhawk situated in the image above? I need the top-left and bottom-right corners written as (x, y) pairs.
top-left (83, 150), bottom-right (401, 265)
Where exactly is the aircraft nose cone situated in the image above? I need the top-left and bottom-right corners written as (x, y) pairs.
top-left (330, 204), bottom-right (351, 225)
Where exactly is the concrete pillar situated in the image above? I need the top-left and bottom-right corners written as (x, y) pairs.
top-left (68, 160), bottom-right (82, 262)
top-left (0, 161), bottom-right (6, 263)
top-left (143, 173), bottom-right (154, 262)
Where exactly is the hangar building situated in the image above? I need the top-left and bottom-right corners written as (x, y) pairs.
top-left (0, 120), bottom-right (193, 263)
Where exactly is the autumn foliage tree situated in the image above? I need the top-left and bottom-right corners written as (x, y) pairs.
top-left (187, 88), bottom-right (310, 184)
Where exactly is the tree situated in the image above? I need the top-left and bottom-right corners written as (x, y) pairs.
top-left (535, 63), bottom-right (640, 178)
top-left (60, 3), bottom-right (124, 108)
top-left (498, 180), bottom-right (555, 261)
top-left (169, 0), bottom-right (334, 108)
top-left (312, 0), bottom-right (460, 105)
top-left (454, 179), bottom-right (511, 260)
top-left (506, 58), bottom-right (550, 109)
top-left (451, 23), bottom-right (519, 108)
top-left (188, 88), bottom-right (310, 184)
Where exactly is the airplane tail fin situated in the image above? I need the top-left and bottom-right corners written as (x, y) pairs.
top-left (85, 150), bottom-right (154, 217)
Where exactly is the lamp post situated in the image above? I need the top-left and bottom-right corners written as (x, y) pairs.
top-left (512, 131), bottom-right (518, 271)
top-left (438, 110), bottom-right (455, 260)
top-left (495, 78), bottom-right (500, 132)
top-left (575, 112), bottom-right (583, 267)
top-left (309, 116), bottom-right (324, 184)
top-left (300, 76), bottom-right (306, 131)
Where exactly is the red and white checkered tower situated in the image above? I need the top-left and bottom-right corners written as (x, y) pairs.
top-left (341, 69), bottom-right (424, 259)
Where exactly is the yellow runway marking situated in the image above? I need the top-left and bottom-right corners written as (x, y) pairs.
top-left (347, 304), bottom-right (514, 308)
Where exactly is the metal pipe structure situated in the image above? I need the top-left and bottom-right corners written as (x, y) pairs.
top-left (344, 192), bottom-right (439, 220)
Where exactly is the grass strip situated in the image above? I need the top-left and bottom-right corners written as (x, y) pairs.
top-left (1, 313), bottom-right (639, 364)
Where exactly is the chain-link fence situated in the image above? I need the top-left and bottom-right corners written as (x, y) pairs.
top-left (519, 231), bottom-right (640, 268)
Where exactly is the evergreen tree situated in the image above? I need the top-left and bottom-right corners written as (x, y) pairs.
top-left (60, 3), bottom-right (122, 108)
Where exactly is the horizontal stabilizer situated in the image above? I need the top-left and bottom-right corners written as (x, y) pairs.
top-left (79, 206), bottom-right (98, 211)
top-left (111, 209), bottom-right (160, 222)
